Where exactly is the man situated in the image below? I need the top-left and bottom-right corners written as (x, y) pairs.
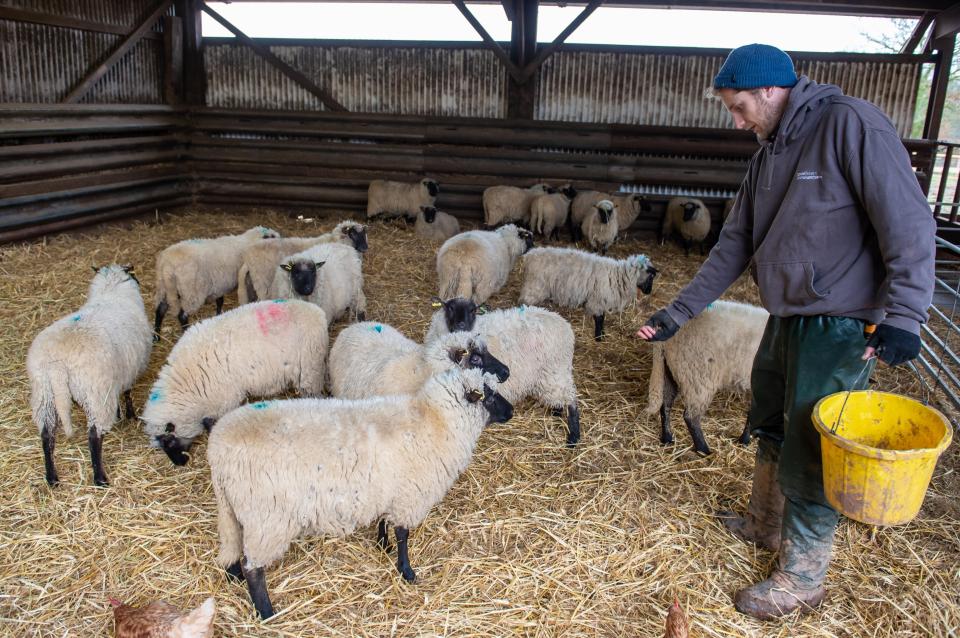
top-left (637, 43), bottom-right (935, 619)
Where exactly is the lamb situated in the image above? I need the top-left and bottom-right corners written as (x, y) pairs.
top-left (367, 178), bottom-right (439, 222)
top-left (661, 197), bottom-right (711, 255)
top-left (645, 300), bottom-right (767, 455)
top-left (436, 224), bottom-right (534, 304)
top-left (529, 185), bottom-right (577, 240)
top-left (425, 303), bottom-right (581, 446)
top-left (414, 205), bottom-right (460, 242)
top-left (425, 297), bottom-right (486, 339)
top-left (482, 183), bottom-right (550, 228)
top-left (581, 199), bottom-right (619, 254)
top-left (141, 299), bottom-right (329, 466)
top-left (268, 242), bottom-right (366, 324)
top-left (207, 367), bottom-right (513, 619)
top-left (570, 191), bottom-right (650, 239)
top-left (153, 226), bottom-right (280, 337)
top-left (328, 322), bottom-right (509, 399)
top-left (519, 248), bottom-right (658, 341)
top-left (27, 265), bottom-right (153, 487)
top-left (237, 220), bottom-right (368, 304)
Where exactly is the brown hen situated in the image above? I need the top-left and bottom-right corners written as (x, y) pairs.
top-left (665, 598), bottom-right (689, 638)
top-left (111, 596), bottom-right (215, 638)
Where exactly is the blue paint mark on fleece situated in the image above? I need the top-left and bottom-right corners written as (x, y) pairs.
top-left (149, 390), bottom-right (162, 403)
top-left (251, 401), bottom-right (269, 410)
top-left (272, 299), bottom-right (287, 303)
top-left (71, 314), bottom-right (81, 322)
top-left (371, 324), bottom-right (383, 333)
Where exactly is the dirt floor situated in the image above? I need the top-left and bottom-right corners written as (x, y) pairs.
top-left (0, 208), bottom-right (956, 637)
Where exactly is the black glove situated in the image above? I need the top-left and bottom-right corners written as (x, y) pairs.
top-left (866, 323), bottom-right (921, 366)
top-left (644, 309), bottom-right (680, 342)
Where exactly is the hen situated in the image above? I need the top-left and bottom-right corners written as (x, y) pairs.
top-left (112, 596), bottom-right (215, 638)
top-left (665, 598), bottom-right (689, 638)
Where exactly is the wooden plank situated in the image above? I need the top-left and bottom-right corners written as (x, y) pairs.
top-left (0, 7), bottom-right (162, 39)
top-left (163, 16), bottom-right (184, 104)
top-left (519, 0), bottom-right (602, 81)
top-left (0, 115), bottom-right (180, 138)
top-left (200, 2), bottom-right (347, 111)
top-left (0, 149), bottom-right (183, 183)
top-left (0, 166), bottom-right (182, 202)
top-left (63, 0), bottom-right (174, 103)
top-left (450, 0), bottom-right (524, 84)
top-left (923, 34), bottom-right (955, 139)
top-left (0, 135), bottom-right (177, 160)
top-left (902, 11), bottom-right (934, 53)
top-left (177, 0), bottom-right (206, 105)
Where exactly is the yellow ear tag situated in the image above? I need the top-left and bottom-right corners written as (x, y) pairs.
top-left (431, 302), bottom-right (442, 308)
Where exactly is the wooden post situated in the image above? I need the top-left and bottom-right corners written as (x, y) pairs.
top-left (177, 0), bottom-right (205, 106)
top-left (923, 34), bottom-right (955, 140)
top-left (163, 16), bottom-right (183, 105)
top-left (507, 0), bottom-right (538, 119)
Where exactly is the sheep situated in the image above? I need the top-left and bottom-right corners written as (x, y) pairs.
top-left (367, 178), bottom-right (439, 222)
top-left (661, 197), bottom-right (711, 256)
top-left (529, 185), bottom-right (577, 240)
top-left (581, 199), bottom-right (619, 254)
top-left (436, 224), bottom-right (534, 304)
top-left (519, 248), bottom-right (658, 341)
top-left (237, 220), bottom-right (368, 304)
top-left (570, 191), bottom-right (650, 240)
top-left (268, 242), bottom-right (366, 324)
top-left (207, 367), bottom-right (513, 619)
top-left (425, 303), bottom-right (581, 446)
top-left (153, 226), bottom-right (280, 337)
top-left (482, 183), bottom-right (550, 228)
top-left (328, 322), bottom-right (509, 399)
top-left (644, 300), bottom-right (767, 456)
top-left (27, 265), bottom-right (152, 487)
top-left (414, 205), bottom-right (460, 242)
top-left (141, 299), bottom-right (329, 466)
top-left (424, 297), bottom-right (486, 341)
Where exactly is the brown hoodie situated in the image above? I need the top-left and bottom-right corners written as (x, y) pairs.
top-left (666, 76), bottom-right (935, 334)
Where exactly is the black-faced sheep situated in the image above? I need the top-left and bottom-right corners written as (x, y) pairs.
top-left (268, 242), bottom-right (366, 324)
top-left (661, 197), bottom-right (711, 256)
top-left (436, 224), bottom-right (534, 304)
top-left (645, 300), bottom-right (767, 455)
top-left (207, 367), bottom-right (513, 619)
top-left (367, 178), bottom-right (439, 222)
top-left (153, 226), bottom-right (279, 337)
top-left (581, 199), bottom-right (619, 254)
top-left (529, 185), bottom-right (577, 240)
top-left (237, 220), bottom-right (368, 304)
top-left (425, 303), bottom-right (581, 446)
top-left (141, 299), bottom-right (329, 466)
top-left (328, 322), bottom-right (508, 399)
top-left (481, 183), bottom-right (550, 228)
top-left (27, 265), bottom-right (153, 486)
top-left (519, 248), bottom-right (658, 341)
top-left (414, 205), bottom-right (460, 242)
top-left (570, 191), bottom-right (650, 240)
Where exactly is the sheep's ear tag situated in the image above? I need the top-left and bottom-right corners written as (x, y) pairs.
top-left (477, 305), bottom-right (488, 315)
top-left (449, 348), bottom-right (467, 363)
top-left (431, 302), bottom-right (443, 308)
top-left (281, 263), bottom-right (293, 272)
top-left (466, 389), bottom-right (485, 403)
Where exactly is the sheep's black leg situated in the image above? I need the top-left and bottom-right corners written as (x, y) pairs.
top-left (698, 242), bottom-right (705, 256)
top-left (377, 519), bottom-right (392, 552)
top-left (241, 564), bottom-right (275, 620)
top-left (683, 238), bottom-right (691, 256)
top-left (153, 300), bottom-right (168, 340)
top-left (177, 310), bottom-right (189, 333)
top-left (551, 228), bottom-right (560, 241)
top-left (41, 426), bottom-right (59, 487)
top-left (566, 403), bottom-right (581, 447)
top-left (660, 363), bottom-right (678, 446)
top-left (88, 426), bottom-right (109, 487)
top-left (215, 296), bottom-right (224, 315)
top-left (225, 561), bottom-right (245, 582)
top-left (593, 314), bottom-right (605, 341)
top-left (737, 418), bottom-right (752, 445)
top-left (124, 390), bottom-right (136, 420)
top-left (395, 526), bottom-right (416, 582)
top-left (116, 406), bottom-right (121, 420)
top-left (683, 410), bottom-right (711, 456)
top-left (357, 310), bottom-right (366, 322)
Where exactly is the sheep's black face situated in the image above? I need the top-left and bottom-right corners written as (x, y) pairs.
top-left (638, 266), bottom-right (658, 295)
top-left (442, 298), bottom-right (478, 333)
top-left (469, 344), bottom-right (510, 383)
top-left (519, 230), bottom-right (534, 252)
top-left (482, 385), bottom-right (513, 425)
top-left (422, 206), bottom-right (438, 223)
top-left (425, 180), bottom-right (440, 197)
top-left (562, 186), bottom-right (577, 200)
top-left (157, 425), bottom-right (191, 466)
top-left (346, 227), bottom-right (368, 253)
top-left (682, 203), bottom-right (699, 222)
top-left (597, 207), bottom-right (611, 224)
top-left (288, 262), bottom-right (318, 296)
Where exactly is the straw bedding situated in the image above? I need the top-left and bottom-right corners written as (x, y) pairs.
top-left (0, 209), bottom-right (956, 637)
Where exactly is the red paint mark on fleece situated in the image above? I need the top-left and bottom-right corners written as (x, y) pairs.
top-left (254, 303), bottom-right (290, 336)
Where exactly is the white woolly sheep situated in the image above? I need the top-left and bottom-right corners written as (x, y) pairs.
top-left (207, 367), bottom-right (513, 619)
top-left (519, 247), bottom-right (658, 341)
top-left (645, 300), bottom-right (768, 455)
top-left (570, 191), bottom-right (650, 239)
top-left (414, 205), bottom-right (460, 242)
top-left (154, 226), bottom-right (280, 336)
top-left (367, 178), bottom-right (439, 222)
top-left (27, 265), bottom-right (152, 487)
top-left (581, 199), bottom-right (619, 254)
top-left (425, 303), bottom-right (581, 446)
top-left (436, 224), bottom-right (534, 304)
top-left (529, 185), bottom-right (577, 240)
top-left (661, 197), bottom-right (711, 255)
top-left (237, 220), bottom-right (368, 304)
top-left (141, 299), bottom-right (329, 466)
top-left (268, 242), bottom-right (366, 324)
top-left (328, 322), bottom-right (509, 399)
top-left (482, 183), bottom-right (550, 228)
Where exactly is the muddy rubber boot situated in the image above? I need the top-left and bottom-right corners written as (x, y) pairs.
top-left (718, 438), bottom-right (785, 551)
top-left (734, 495), bottom-right (837, 620)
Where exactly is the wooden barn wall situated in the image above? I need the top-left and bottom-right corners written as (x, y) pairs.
top-left (0, 0), bottom-right (165, 104)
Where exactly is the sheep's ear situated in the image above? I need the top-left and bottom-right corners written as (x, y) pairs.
top-left (431, 296), bottom-right (443, 308)
top-left (340, 225), bottom-right (351, 235)
top-left (315, 261), bottom-right (326, 269)
top-left (280, 263), bottom-right (293, 272)
top-left (448, 347), bottom-right (467, 364)
top-left (201, 417), bottom-right (216, 432)
top-left (91, 266), bottom-right (99, 273)
top-left (466, 388), bottom-right (485, 403)
top-left (477, 304), bottom-right (488, 315)
top-left (121, 264), bottom-right (134, 274)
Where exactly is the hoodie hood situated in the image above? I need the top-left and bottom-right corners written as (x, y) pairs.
top-left (766, 76), bottom-right (843, 153)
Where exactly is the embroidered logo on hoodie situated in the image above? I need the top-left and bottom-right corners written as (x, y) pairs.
top-left (795, 170), bottom-right (822, 181)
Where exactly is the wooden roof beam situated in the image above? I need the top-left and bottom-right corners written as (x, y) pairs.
top-left (0, 7), bottom-right (163, 39)
top-left (902, 11), bottom-right (934, 52)
top-left (933, 1), bottom-right (960, 39)
top-left (451, 0), bottom-right (525, 83)
top-left (520, 0), bottom-right (603, 81)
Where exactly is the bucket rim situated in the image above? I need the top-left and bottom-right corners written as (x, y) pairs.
top-left (812, 391), bottom-right (954, 461)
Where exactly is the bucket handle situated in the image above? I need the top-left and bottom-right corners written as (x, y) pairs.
top-left (830, 357), bottom-right (876, 435)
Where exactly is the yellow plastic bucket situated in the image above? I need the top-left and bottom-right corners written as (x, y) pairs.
top-left (812, 391), bottom-right (953, 526)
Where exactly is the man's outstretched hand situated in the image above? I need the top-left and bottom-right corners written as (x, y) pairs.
top-left (636, 309), bottom-right (680, 342)
top-left (863, 323), bottom-right (921, 366)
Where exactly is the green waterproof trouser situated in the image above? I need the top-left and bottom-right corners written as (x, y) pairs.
top-left (748, 315), bottom-right (876, 508)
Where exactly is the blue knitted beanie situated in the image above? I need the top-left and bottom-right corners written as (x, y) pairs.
top-left (713, 44), bottom-right (798, 90)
